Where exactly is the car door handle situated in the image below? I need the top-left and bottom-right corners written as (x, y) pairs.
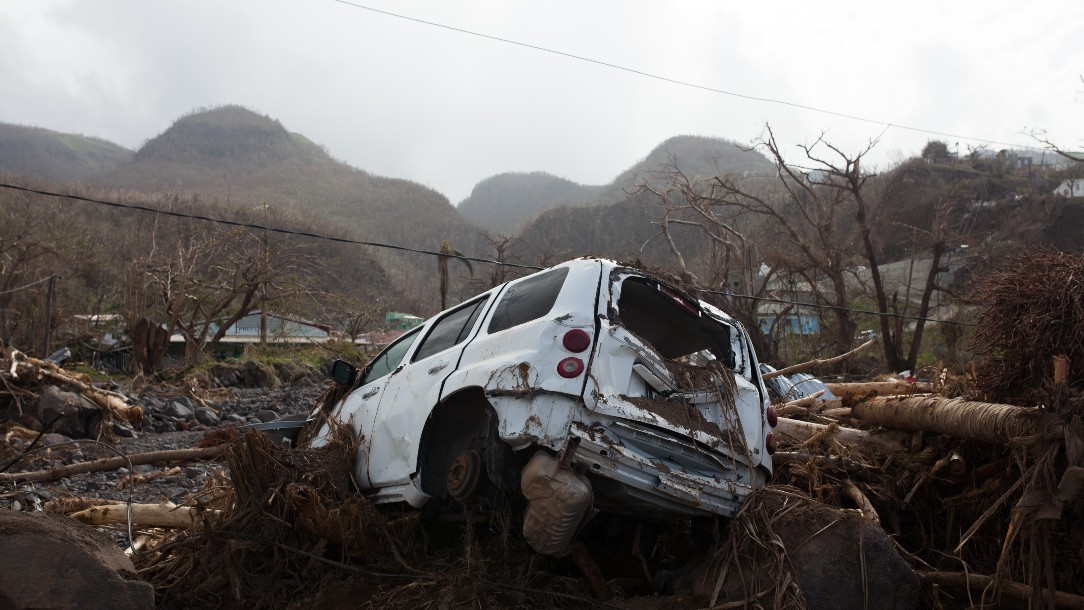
top-left (361, 387), bottom-right (379, 399)
top-left (428, 360), bottom-right (449, 375)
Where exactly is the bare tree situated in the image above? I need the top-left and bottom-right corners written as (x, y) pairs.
top-left (0, 184), bottom-right (71, 352)
top-left (125, 209), bottom-right (315, 371)
top-left (668, 127), bottom-right (864, 356)
top-left (637, 159), bottom-right (783, 361)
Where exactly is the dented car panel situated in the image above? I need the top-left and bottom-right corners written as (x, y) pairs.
top-left (309, 258), bottom-right (774, 548)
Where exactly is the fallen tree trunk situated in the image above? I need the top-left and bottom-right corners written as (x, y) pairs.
top-left (71, 503), bottom-right (221, 529)
top-left (824, 380), bottom-right (933, 398)
top-left (917, 571), bottom-right (1084, 609)
top-left (0, 446), bottom-right (223, 483)
top-left (775, 417), bottom-right (908, 454)
top-left (851, 396), bottom-right (1056, 445)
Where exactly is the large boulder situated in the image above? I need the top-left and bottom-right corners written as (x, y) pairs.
top-left (675, 493), bottom-right (920, 610)
top-left (36, 386), bottom-right (102, 438)
top-left (208, 361), bottom-right (279, 388)
top-left (0, 510), bottom-right (154, 609)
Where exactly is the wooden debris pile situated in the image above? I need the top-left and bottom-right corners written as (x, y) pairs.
top-left (759, 248), bottom-right (1084, 606)
top-left (0, 347), bottom-right (143, 440)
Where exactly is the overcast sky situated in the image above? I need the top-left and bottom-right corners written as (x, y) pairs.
top-left (2, 1), bottom-right (1081, 204)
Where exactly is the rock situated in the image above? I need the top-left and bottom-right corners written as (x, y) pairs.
top-left (163, 400), bottom-right (194, 420)
top-left (36, 386), bottom-right (102, 439)
top-left (113, 419), bottom-right (138, 438)
top-left (675, 494), bottom-right (920, 610)
top-left (273, 361), bottom-right (318, 386)
top-left (256, 409), bottom-right (280, 423)
top-left (185, 467), bottom-right (201, 479)
top-left (42, 432), bottom-right (74, 447)
top-left (244, 360), bottom-right (279, 388)
top-left (194, 407), bottom-right (220, 426)
top-left (0, 510), bottom-right (154, 609)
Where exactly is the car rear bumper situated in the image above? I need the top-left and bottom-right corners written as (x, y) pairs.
top-left (569, 421), bottom-right (762, 519)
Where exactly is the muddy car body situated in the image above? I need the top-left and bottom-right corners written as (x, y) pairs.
top-left (309, 258), bottom-right (775, 555)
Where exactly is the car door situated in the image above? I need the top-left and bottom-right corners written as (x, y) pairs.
top-left (319, 326), bottom-right (421, 489)
top-left (367, 295), bottom-right (492, 488)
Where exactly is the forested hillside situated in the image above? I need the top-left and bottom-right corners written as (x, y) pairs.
top-left (1, 104), bottom-right (1080, 373)
top-left (90, 106), bottom-right (488, 312)
top-left (457, 172), bottom-right (602, 234)
top-left (0, 123), bottom-right (133, 183)
top-left (503, 136), bottom-right (775, 267)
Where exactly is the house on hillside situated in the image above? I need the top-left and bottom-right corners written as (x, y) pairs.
top-left (1054, 179), bottom-right (1084, 198)
top-left (385, 312), bottom-right (423, 331)
top-left (169, 311), bottom-right (331, 359)
top-left (757, 275), bottom-right (820, 336)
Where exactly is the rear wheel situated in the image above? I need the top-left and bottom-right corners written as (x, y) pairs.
top-left (447, 448), bottom-right (484, 502)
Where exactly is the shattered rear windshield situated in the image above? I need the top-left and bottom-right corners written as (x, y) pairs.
top-left (616, 277), bottom-right (735, 369)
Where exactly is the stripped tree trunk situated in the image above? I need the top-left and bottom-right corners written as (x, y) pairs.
top-left (851, 396), bottom-right (1056, 445)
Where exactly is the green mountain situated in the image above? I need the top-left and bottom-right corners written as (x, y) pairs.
top-left (457, 172), bottom-right (603, 235)
top-left (0, 123), bottom-right (133, 183)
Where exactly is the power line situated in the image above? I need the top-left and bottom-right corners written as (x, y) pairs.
top-left (0, 274), bottom-right (59, 297)
top-left (330, 0), bottom-right (1045, 152)
top-left (0, 182), bottom-right (968, 326)
top-left (0, 182), bottom-right (541, 271)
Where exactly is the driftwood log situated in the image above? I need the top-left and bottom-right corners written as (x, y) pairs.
top-left (70, 503), bottom-right (221, 529)
top-left (825, 380), bottom-right (933, 398)
top-left (774, 417), bottom-right (909, 454)
top-left (917, 571), bottom-right (1084, 609)
top-left (0, 447), bottom-right (223, 483)
top-left (851, 396), bottom-right (1057, 445)
top-left (6, 351), bottom-right (143, 428)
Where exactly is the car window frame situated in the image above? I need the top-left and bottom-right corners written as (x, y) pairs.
top-left (359, 326), bottom-right (423, 386)
top-left (410, 295), bottom-right (491, 363)
top-left (486, 267), bottom-right (570, 334)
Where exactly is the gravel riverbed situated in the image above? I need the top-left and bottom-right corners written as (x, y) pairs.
top-left (2, 385), bottom-right (325, 513)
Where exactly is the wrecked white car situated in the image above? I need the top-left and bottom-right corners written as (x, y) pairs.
top-left (305, 258), bottom-right (777, 557)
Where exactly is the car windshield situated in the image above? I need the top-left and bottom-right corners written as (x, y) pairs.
top-left (361, 327), bottom-right (422, 385)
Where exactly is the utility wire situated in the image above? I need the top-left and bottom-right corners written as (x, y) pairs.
top-left (330, 0), bottom-right (1045, 152)
top-left (0, 182), bottom-right (968, 326)
top-left (0, 273), bottom-right (58, 297)
top-left (0, 182), bottom-right (541, 271)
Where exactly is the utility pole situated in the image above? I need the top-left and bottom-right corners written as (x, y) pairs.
top-left (41, 274), bottom-right (56, 357)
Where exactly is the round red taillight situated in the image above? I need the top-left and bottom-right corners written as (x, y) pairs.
top-left (766, 405), bottom-right (778, 428)
top-left (765, 432), bottom-right (777, 455)
top-left (557, 357), bottom-right (585, 378)
top-left (562, 328), bottom-right (591, 353)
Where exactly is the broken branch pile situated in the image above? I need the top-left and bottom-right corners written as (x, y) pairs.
top-left (1, 348), bottom-right (143, 439)
top-left (970, 248), bottom-right (1084, 406)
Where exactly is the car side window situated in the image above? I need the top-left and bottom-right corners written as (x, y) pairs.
top-left (360, 327), bottom-right (422, 385)
top-left (412, 297), bottom-right (489, 362)
top-left (487, 267), bottom-right (569, 334)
